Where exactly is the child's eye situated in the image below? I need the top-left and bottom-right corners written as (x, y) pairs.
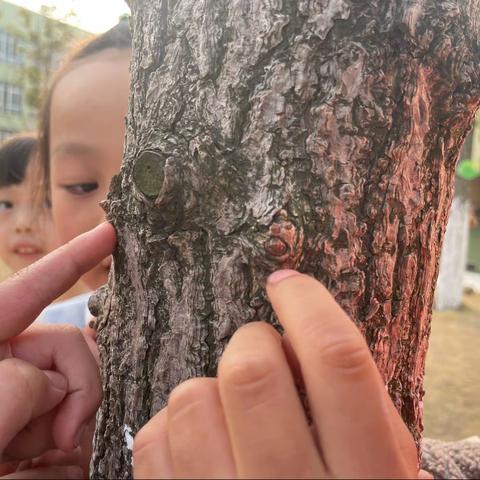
top-left (63, 183), bottom-right (99, 195)
top-left (0, 200), bottom-right (13, 211)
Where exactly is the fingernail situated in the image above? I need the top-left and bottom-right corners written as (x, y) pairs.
top-left (44, 370), bottom-right (68, 392)
top-left (267, 269), bottom-right (300, 285)
top-left (74, 424), bottom-right (87, 448)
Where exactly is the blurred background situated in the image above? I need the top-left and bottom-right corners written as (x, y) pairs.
top-left (424, 118), bottom-right (480, 441)
top-left (0, 0), bottom-right (129, 143)
top-left (0, 0), bottom-right (128, 275)
top-left (0, 0), bottom-right (478, 444)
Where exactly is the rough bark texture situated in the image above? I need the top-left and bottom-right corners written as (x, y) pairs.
top-left (422, 437), bottom-right (480, 479)
top-left (91, 1), bottom-right (480, 478)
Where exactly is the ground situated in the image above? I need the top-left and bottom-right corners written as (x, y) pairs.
top-left (423, 293), bottom-right (480, 440)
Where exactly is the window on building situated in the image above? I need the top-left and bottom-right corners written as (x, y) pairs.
top-left (0, 83), bottom-right (5, 112)
top-left (6, 85), bottom-right (22, 113)
top-left (0, 82), bottom-right (23, 114)
top-left (0, 29), bottom-right (23, 65)
top-left (0, 31), bottom-right (8, 63)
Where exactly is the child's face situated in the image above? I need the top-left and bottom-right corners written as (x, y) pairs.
top-left (49, 51), bottom-right (130, 290)
top-left (0, 162), bottom-right (53, 272)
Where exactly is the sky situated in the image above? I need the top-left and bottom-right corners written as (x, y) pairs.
top-left (6, 0), bottom-right (130, 33)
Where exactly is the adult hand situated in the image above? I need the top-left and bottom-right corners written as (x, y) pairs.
top-left (134, 270), bottom-right (418, 479)
top-left (0, 223), bottom-right (115, 478)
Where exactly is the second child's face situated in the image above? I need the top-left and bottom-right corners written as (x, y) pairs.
top-left (49, 51), bottom-right (130, 290)
top-left (0, 162), bottom-right (53, 272)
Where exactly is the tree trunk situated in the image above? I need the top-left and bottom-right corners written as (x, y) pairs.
top-left (91, 1), bottom-right (480, 478)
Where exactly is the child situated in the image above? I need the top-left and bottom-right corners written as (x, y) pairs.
top-left (0, 134), bottom-right (49, 273)
top-left (31, 22), bottom-right (132, 332)
top-left (37, 20), bottom-right (131, 292)
top-left (0, 133), bottom-right (88, 323)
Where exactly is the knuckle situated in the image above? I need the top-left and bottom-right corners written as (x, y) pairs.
top-left (314, 333), bottom-right (372, 375)
top-left (169, 381), bottom-right (200, 413)
top-left (168, 379), bottom-right (215, 422)
top-left (169, 379), bottom-right (209, 408)
top-left (219, 351), bottom-right (278, 394)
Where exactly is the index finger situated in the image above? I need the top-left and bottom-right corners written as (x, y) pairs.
top-left (266, 270), bottom-right (416, 479)
top-left (0, 222), bottom-right (116, 342)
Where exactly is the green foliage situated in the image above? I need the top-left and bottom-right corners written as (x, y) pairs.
top-left (457, 159), bottom-right (480, 181)
top-left (7, 5), bottom-right (80, 112)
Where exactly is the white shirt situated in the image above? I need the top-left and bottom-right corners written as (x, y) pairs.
top-left (37, 293), bottom-right (91, 328)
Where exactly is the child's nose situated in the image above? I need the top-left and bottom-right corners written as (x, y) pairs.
top-left (15, 222), bottom-right (33, 234)
top-left (14, 209), bottom-right (34, 234)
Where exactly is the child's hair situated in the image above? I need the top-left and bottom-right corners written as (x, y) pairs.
top-left (0, 133), bottom-right (37, 188)
top-left (37, 20), bottom-right (132, 202)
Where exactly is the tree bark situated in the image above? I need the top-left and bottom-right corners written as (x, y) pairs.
top-left (91, 1), bottom-right (480, 477)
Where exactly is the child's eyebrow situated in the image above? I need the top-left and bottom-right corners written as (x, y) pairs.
top-left (52, 142), bottom-right (97, 158)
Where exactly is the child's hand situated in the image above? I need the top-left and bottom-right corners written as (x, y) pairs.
top-left (0, 223), bottom-right (115, 479)
top-left (134, 270), bottom-right (418, 479)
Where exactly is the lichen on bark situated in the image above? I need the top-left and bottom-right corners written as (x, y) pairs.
top-left (91, 1), bottom-right (480, 478)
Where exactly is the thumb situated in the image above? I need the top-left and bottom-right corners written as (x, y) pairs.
top-left (0, 359), bottom-right (67, 455)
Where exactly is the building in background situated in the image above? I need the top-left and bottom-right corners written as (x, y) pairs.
top-left (0, 0), bottom-right (90, 282)
top-left (0, 0), bottom-right (89, 142)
